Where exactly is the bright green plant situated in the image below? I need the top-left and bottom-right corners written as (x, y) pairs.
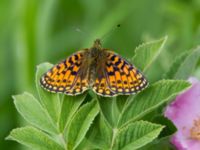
top-left (7, 36), bottom-right (200, 150)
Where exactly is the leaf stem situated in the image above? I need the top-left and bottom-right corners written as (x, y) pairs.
top-left (110, 128), bottom-right (118, 150)
top-left (58, 133), bottom-right (67, 150)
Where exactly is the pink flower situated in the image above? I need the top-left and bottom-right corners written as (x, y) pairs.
top-left (165, 77), bottom-right (200, 150)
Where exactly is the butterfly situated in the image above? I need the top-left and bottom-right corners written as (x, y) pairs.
top-left (40, 39), bottom-right (148, 97)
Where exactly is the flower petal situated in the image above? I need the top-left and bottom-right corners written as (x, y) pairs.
top-left (165, 77), bottom-right (200, 150)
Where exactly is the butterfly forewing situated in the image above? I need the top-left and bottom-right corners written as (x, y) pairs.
top-left (40, 50), bottom-right (89, 95)
top-left (104, 51), bottom-right (148, 95)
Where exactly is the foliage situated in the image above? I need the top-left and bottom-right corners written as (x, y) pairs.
top-left (6, 37), bottom-right (197, 150)
top-left (1, 1), bottom-right (200, 149)
top-left (164, 47), bottom-right (200, 79)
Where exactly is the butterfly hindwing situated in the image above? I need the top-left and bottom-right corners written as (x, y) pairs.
top-left (104, 51), bottom-right (148, 95)
top-left (65, 77), bottom-right (89, 95)
top-left (40, 50), bottom-right (89, 95)
top-left (92, 74), bottom-right (116, 97)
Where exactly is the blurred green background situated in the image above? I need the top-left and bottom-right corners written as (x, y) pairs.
top-left (1, 0), bottom-right (200, 149)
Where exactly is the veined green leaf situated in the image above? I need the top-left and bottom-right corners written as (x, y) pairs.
top-left (99, 115), bottom-right (113, 148)
top-left (164, 51), bottom-right (189, 79)
top-left (66, 100), bottom-right (99, 150)
top-left (132, 36), bottom-right (167, 72)
top-left (75, 138), bottom-right (99, 150)
top-left (78, 115), bottom-right (112, 150)
top-left (6, 126), bottom-right (64, 150)
top-left (90, 115), bottom-right (113, 150)
top-left (59, 94), bottom-right (86, 132)
top-left (13, 92), bottom-right (57, 134)
top-left (164, 47), bottom-right (200, 79)
top-left (113, 121), bottom-right (164, 150)
top-left (98, 96), bottom-right (120, 127)
top-left (36, 63), bottom-right (61, 126)
top-left (118, 80), bottom-right (191, 127)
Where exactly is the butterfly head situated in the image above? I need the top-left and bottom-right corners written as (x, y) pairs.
top-left (93, 39), bottom-right (101, 49)
top-left (94, 38), bottom-right (101, 45)
top-left (90, 39), bottom-right (102, 57)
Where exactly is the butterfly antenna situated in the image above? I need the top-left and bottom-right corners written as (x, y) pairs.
top-left (101, 24), bottom-right (121, 43)
top-left (73, 27), bottom-right (87, 37)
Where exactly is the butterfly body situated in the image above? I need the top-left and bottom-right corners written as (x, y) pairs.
top-left (40, 39), bottom-right (148, 97)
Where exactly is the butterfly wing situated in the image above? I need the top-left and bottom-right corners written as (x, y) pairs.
top-left (104, 51), bottom-right (148, 95)
top-left (92, 74), bottom-right (116, 97)
top-left (40, 50), bottom-right (89, 95)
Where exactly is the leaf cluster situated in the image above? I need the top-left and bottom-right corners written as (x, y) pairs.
top-left (7, 36), bottom-right (200, 150)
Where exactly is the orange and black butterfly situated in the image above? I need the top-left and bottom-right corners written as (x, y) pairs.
top-left (40, 39), bottom-right (148, 97)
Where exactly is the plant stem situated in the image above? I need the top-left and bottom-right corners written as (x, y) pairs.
top-left (59, 133), bottom-right (67, 150)
top-left (110, 128), bottom-right (118, 150)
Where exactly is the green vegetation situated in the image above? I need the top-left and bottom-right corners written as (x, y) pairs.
top-left (6, 37), bottom-right (197, 150)
top-left (1, 0), bottom-right (200, 149)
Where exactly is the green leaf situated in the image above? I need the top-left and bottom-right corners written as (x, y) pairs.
top-left (139, 137), bottom-right (176, 150)
top-left (118, 80), bottom-right (191, 127)
top-left (152, 116), bottom-right (177, 139)
top-left (78, 115), bottom-right (113, 150)
top-left (164, 51), bottom-right (189, 79)
top-left (13, 92), bottom-right (57, 134)
top-left (36, 63), bottom-right (61, 126)
top-left (98, 115), bottom-right (113, 149)
top-left (76, 138), bottom-right (98, 150)
top-left (164, 47), bottom-right (200, 79)
top-left (98, 96), bottom-right (121, 127)
top-left (66, 100), bottom-right (99, 150)
top-left (116, 95), bottom-right (129, 113)
top-left (59, 94), bottom-right (86, 132)
top-left (132, 36), bottom-right (167, 72)
top-left (91, 115), bottom-right (113, 149)
top-left (113, 121), bottom-right (164, 150)
top-left (6, 126), bottom-right (64, 150)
